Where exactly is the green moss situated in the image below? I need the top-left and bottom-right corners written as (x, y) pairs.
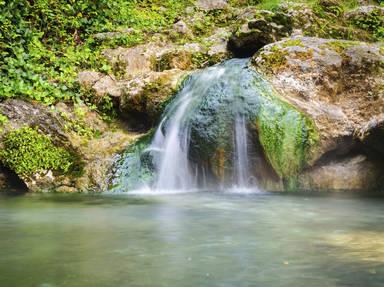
top-left (0, 127), bottom-right (76, 176)
top-left (256, 93), bottom-right (319, 185)
top-left (351, 8), bottom-right (384, 40)
top-left (281, 39), bottom-right (304, 48)
top-left (259, 46), bottom-right (289, 69)
top-left (191, 52), bottom-right (225, 69)
top-left (0, 113), bottom-right (8, 126)
top-left (324, 40), bottom-right (358, 53)
top-left (111, 131), bottom-right (155, 191)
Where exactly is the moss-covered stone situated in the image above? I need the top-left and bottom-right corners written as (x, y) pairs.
top-left (0, 127), bottom-right (75, 177)
top-left (256, 96), bottom-right (319, 181)
top-left (111, 131), bottom-right (155, 191)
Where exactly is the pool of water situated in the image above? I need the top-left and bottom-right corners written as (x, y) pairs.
top-left (1, 191), bottom-right (384, 287)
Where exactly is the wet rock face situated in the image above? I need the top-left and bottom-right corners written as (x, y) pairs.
top-left (252, 36), bottom-right (384, 190)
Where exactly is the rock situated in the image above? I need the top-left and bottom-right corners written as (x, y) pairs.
top-left (356, 114), bottom-right (384, 157)
top-left (93, 28), bottom-right (135, 40)
top-left (252, 36), bottom-right (384, 189)
top-left (102, 44), bottom-right (165, 78)
top-left (196, 0), bottom-right (228, 11)
top-left (345, 5), bottom-right (384, 20)
top-left (0, 99), bottom-right (136, 192)
top-left (77, 71), bottom-right (104, 88)
top-left (92, 75), bottom-right (122, 97)
top-left (80, 36), bottom-right (230, 130)
top-left (299, 155), bottom-right (384, 191)
top-left (228, 11), bottom-right (293, 57)
top-left (119, 69), bottom-right (188, 127)
top-left (173, 20), bottom-right (192, 35)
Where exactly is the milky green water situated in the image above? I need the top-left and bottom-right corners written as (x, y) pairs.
top-left (1, 191), bottom-right (384, 287)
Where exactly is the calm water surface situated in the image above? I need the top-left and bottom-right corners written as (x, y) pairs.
top-left (1, 191), bottom-right (384, 287)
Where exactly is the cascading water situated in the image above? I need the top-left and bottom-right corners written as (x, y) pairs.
top-left (112, 58), bottom-right (314, 192)
top-left (234, 114), bottom-right (250, 188)
top-left (150, 66), bottom-right (227, 190)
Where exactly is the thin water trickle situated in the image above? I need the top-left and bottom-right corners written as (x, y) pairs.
top-left (234, 115), bottom-right (250, 187)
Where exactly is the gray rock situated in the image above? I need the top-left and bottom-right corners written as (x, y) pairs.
top-left (173, 20), bottom-right (192, 35)
top-left (92, 75), bottom-right (122, 98)
top-left (77, 71), bottom-right (103, 88)
top-left (196, 0), bottom-right (228, 10)
top-left (299, 155), bottom-right (384, 191)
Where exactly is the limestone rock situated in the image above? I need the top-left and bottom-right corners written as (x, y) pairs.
top-left (253, 36), bottom-right (384, 164)
top-left (0, 99), bottom-right (136, 192)
top-left (252, 36), bottom-right (384, 190)
top-left (228, 11), bottom-right (293, 57)
top-left (299, 155), bottom-right (384, 191)
top-left (119, 69), bottom-right (188, 127)
top-left (345, 5), bottom-right (384, 20)
top-left (196, 0), bottom-right (228, 11)
top-left (77, 71), bottom-right (104, 88)
top-left (173, 20), bottom-right (192, 35)
top-left (92, 75), bottom-right (122, 98)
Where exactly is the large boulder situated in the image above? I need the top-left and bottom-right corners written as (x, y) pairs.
top-left (252, 36), bottom-right (384, 190)
top-left (0, 99), bottom-right (135, 192)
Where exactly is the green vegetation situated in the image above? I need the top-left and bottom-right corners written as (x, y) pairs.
top-left (0, 0), bottom-right (193, 107)
top-left (281, 39), bottom-right (305, 48)
top-left (323, 40), bottom-right (358, 53)
top-left (351, 7), bottom-right (384, 40)
top-left (0, 127), bottom-right (75, 176)
top-left (1, 0), bottom-right (381, 109)
top-left (257, 97), bottom-right (318, 184)
top-left (259, 46), bottom-right (289, 70)
top-left (0, 113), bottom-right (8, 126)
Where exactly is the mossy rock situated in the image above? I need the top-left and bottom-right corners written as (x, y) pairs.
top-left (0, 127), bottom-right (76, 177)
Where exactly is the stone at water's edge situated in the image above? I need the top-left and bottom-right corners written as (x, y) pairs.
top-left (252, 36), bottom-right (384, 190)
top-left (0, 99), bottom-right (137, 192)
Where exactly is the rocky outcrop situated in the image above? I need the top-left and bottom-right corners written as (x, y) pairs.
top-left (299, 154), bottom-right (384, 191)
top-left (252, 36), bottom-right (384, 190)
top-left (79, 31), bottom-right (230, 129)
top-left (228, 10), bottom-right (293, 57)
top-left (0, 99), bottom-right (136, 192)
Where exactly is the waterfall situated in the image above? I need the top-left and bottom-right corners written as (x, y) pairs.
top-left (149, 66), bottom-right (226, 190)
top-left (151, 97), bottom-right (194, 190)
top-left (234, 115), bottom-right (250, 187)
top-left (112, 58), bottom-right (281, 192)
